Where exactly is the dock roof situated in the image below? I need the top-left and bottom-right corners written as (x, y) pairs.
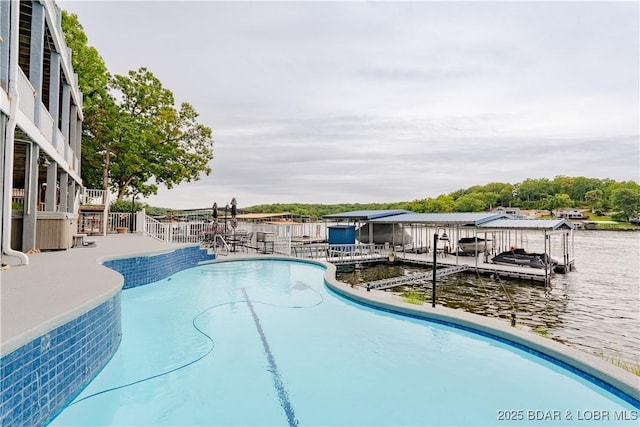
top-left (477, 218), bottom-right (574, 230)
top-left (235, 212), bottom-right (311, 222)
top-left (368, 212), bottom-right (508, 226)
top-left (324, 210), bottom-right (574, 231)
top-left (322, 209), bottom-right (411, 221)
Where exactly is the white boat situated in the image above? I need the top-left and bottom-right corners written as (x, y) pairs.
top-left (355, 223), bottom-right (413, 245)
top-left (457, 237), bottom-right (491, 254)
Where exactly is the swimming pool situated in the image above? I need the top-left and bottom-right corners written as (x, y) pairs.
top-left (50, 259), bottom-right (638, 426)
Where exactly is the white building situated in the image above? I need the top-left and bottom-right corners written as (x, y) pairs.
top-left (1, 0), bottom-right (83, 264)
top-left (492, 206), bottom-right (525, 218)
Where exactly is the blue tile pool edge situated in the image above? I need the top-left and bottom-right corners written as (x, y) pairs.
top-left (0, 295), bottom-right (122, 427)
top-left (101, 245), bottom-right (215, 290)
top-left (0, 245), bottom-right (215, 427)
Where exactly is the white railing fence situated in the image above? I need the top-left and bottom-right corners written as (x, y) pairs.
top-left (140, 214), bottom-right (212, 244)
top-left (144, 214), bottom-right (168, 241)
top-left (11, 189), bottom-right (24, 207)
top-left (167, 221), bottom-right (211, 243)
top-left (292, 243), bottom-right (389, 262)
top-left (131, 216), bottom-right (295, 254)
top-left (101, 214), bottom-right (334, 255)
top-left (274, 235), bottom-right (291, 256)
top-left (108, 212), bottom-right (135, 233)
top-left (80, 189), bottom-right (108, 206)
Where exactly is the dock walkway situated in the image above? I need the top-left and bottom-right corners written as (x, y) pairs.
top-left (363, 265), bottom-right (470, 290)
top-left (292, 243), bottom-right (390, 265)
top-left (397, 252), bottom-right (552, 284)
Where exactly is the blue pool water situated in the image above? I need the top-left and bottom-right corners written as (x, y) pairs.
top-left (50, 260), bottom-right (638, 426)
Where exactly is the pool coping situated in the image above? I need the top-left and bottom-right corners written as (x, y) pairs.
top-left (211, 254), bottom-right (640, 406)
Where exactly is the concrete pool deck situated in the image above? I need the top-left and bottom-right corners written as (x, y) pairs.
top-left (1, 234), bottom-right (639, 404)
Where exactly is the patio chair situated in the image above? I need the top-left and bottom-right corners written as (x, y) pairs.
top-left (238, 232), bottom-right (254, 251)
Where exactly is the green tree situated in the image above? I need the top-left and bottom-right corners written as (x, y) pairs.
top-left (479, 191), bottom-right (500, 210)
top-left (545, 193), bottom-right (573, 216)
top-left (566, 176), bottom-right (601, 202)
top-left (552, 175), bottom-right (573, 196)
top-left (585, 189), bottom-right (604, 213)
top-left (424, 195), bottom-right (456, 212)
top-left (518, 178), bottom-right (554, 202)
top-left (107, 68), bottom-right (214, 199)
top-left (454, 193), bottom-right (486, 212)
top-left (498, 185), bottom-right (517, 207)
top-left (109, 199), bottom-right (146, 213)
top-left (61, 12), bottom-right (115, 190)
top-left (62, 14), bottom-right (214, 198)
top-left (610, 188), bottom-right (640, 221)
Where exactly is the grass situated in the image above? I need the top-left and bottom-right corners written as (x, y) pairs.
top-left (581, 213), bottom-right (639, 230)
top-left (539, 211), bottom-right (639, 230)
top-left (402, 290), bottom-right (426, 305)
top-left (533, 328), bottom-right (640, 376)
top-left (590, 222), bottom-right (637, 230)
top-left (583, 213), bottom-right (614, 221)
top-left (595, 352), bottom-right (640, 377)
top-left (532, 326), bottom-right (550, 337)
top-left (345, 273), bottom-right (360, 288)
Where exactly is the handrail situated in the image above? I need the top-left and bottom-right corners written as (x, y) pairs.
top-left (80, 189), bottom-right (108, 206)
top-left (215, 235), bottom-right (230, 256)
top-left (144, 215), bottom-right (167, 241)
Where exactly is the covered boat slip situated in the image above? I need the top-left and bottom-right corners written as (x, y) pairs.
top-left (322, 210), bottom-right (576, 285)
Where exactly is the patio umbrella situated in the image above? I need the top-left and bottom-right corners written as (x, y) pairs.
top-left (231, 197), bottom-right (237, 218)
top-left (212, 202), bottom-right (218, 219)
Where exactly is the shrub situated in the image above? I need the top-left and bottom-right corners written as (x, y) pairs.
top-left (402, 290), bottom-right (426, 305)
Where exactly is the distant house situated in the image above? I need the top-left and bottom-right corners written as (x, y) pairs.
top-left (492, 206), bottom-right (525, 218)
top-left (557, 209), bottom-right (588, 220)
top-left (519, 209), bottom-right (539, 219)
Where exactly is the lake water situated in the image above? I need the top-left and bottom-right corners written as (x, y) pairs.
top-left (337, 230), bottom-right (640, 369)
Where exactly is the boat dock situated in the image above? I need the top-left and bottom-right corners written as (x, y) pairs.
top-left (290, 243), bottom-right (559, 284)
top-left (316, 210), bottom-right (577, 286)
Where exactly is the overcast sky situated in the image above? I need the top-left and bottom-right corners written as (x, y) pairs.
top-left (60, 0), bottom-right (639, 209)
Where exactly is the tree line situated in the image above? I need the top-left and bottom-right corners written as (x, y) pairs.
top-left (243, 176), bottom-right (640, 221)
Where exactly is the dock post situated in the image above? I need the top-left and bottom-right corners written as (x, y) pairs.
top-left (432, 232), bottom-right (437, 307)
